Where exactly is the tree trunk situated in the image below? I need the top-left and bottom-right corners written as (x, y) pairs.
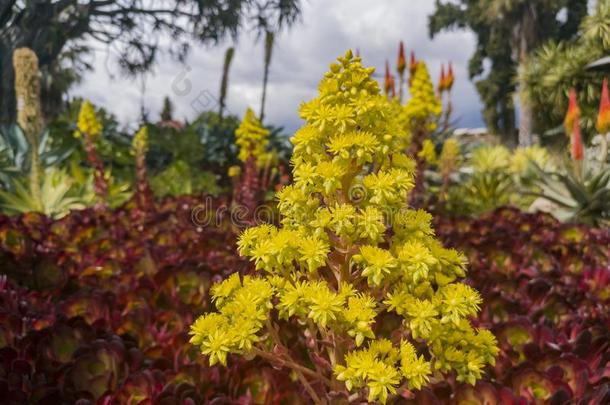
top-left (0, 45), bottom-right (16, 125)
top-left (218, 47), bottom-right (235, 118)
top-left (259, 30), bottom-right (274, 123)
top-left (516, 8), bottom-right (536, 146)
top-left (518, 87), bottom-right (534, 146)
top-left (0, 0), bottom-right (87, 125)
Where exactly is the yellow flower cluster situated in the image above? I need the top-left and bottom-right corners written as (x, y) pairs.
top-left (418, 139), bottom-right (437, 164)
top-left (190, 51), bottom-right (497, 403)
top-left (190, 273), bottom-right (274, 365)
top-left (75, 100), bottom-right (102, 139)
top-left (235, 108), bottom-right (270, 163)
top-left (439, 138), bottom-right (461, 178)
top-left (131, 125), bottom-right (149, 156)
top-left (227, 165), bottom-right (242, 178)
top-left (403, 62), bottom-right (442, 132)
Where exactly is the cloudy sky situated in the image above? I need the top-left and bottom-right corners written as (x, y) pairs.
top-left (73, 1), bottom-right (482, 134)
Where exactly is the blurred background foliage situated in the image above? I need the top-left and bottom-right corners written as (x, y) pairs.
top-left (522, 0), bottom-right (610, 139)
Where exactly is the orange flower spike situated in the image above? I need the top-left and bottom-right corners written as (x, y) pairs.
top-left (571, 119), bottom-right (584, 161)
top-left (397, 41), bottom-right (406, 76)
top-left (390, 74), bottom-right (396, 99)
top-left (409, 51), bottom-right (417, 76)
top-left (438, 64), bottom-right (446, 94)
top-left (446, 62), bottom-right (455, 91)
top-left (436, 63), bottom-right (447, 94)
top-left (384, 60), bottom-right (392, 96)
top-left (564, 88), bottom-right (580, 136)
top-left (596, 78), bottom-right (610, 134)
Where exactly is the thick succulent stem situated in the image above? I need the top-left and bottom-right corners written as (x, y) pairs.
top-left (27, 137), bottom-right (42, 211)
top-left (84, 135), bottom-right (108, 209)
top-left (135, 149), bottom-right (153, 210)
top-left (233, 155), bottom-right (260, 225)
top-left (409, 129), bottom-right (427, 208)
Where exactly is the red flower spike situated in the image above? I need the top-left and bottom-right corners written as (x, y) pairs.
top-left (438, 64), bottom-right (446, 93)
top-left (384, 60), bottom-right (392, 96)
top-left (446, 62), bottom-right (455, 91)
top-left (564, 88), bottom-right (580, 136)
top-left (397, 41), bottom-right (406, 76)
top-left (409, 51), bottom-right (417, 75)
top-left (390, 74), bottom-right (396, 98)
top-left (571, 119), bottom-right (584, 161)
top-left (596, 78), bottom-right (610, 134)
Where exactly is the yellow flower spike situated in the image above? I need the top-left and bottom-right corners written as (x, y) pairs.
top-left (76, 100), bottom-right (103, 140)
top-left (190, 52), bottom-right (497, 402)
top-left (439, 138), bottom-right (461, 178)
top-left (132, 125), bottom-right (149, 155)
top-left (404, 61), bottom-right (442, 132)
top-left (418, 139), bottom-right (437, 164)
top-left (235, 108), bottom-right (270, 163)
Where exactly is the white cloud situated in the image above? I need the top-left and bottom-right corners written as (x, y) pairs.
top-left (73, 0), bottom-right (483, 134)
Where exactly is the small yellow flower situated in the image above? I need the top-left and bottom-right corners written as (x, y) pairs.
top-left (76, 100), bottom-right (103, 139)
top-left (228, 165), bottom-right (241, 178)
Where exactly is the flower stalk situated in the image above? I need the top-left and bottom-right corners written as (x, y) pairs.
top-left (132, 125), bottom-right (153, 210)
top-left (597, 78), bottom-right (610, 163)
top-left (75, 100), bottom-right (108, 209)
top-left (13, 48), bottom-right (44, 211)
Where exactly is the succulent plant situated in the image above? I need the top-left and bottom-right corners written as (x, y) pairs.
top-left (530, 161), bottom-right (610, 227)
top-left (0, 144), bottom-right (607, 405)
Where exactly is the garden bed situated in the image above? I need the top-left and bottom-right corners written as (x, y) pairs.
top-left (0, 200), bottom-right (608, 404)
